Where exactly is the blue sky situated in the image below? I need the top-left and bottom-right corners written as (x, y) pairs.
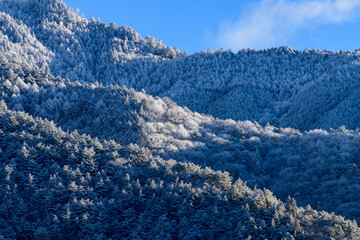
top-left (63, 0), bottom-right (360, 53)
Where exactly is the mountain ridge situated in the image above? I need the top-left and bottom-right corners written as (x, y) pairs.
top-left (2, 0), bottom-right (360, 130)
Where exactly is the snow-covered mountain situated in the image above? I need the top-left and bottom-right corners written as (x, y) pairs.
top-left (2, 0), bottom-right (360, 131)
top-left (0, 0), bottom-right (182, 82)
top-left (2, 0), bottom-right (360, 239)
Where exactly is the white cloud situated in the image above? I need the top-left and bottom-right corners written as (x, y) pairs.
top-left (217, 0), bottom-right (360, 50)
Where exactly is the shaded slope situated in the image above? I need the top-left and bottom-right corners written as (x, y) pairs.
top-left (3, 105), bottom-right (360, 239)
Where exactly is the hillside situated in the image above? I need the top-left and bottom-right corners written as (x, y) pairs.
top-left (2, 0), bottom-right (360, 131)
top-left (2, 59), bottom-right (360, 239)
top-left (2, 0), bottom-right (360, 239)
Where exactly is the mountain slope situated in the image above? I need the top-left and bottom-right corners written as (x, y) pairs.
top-left (3, 56), bottom-right (360, 227)
top-left (2, 85), bottom-right (360, 239)
top-left (2, 0), bottom-right (360, 131)
top-left (0, 0), bottom-right (182, 82)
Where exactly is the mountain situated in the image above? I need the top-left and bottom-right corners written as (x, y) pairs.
top-left (2, 0), bottom-right (360, 239)
top-left (2, 0), bottom-right (360, 131)
top-left (0, 0), bottom-right (182, 82)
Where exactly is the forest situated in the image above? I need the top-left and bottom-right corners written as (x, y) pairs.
top-left (1, 0), bottom-right (360, 239)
